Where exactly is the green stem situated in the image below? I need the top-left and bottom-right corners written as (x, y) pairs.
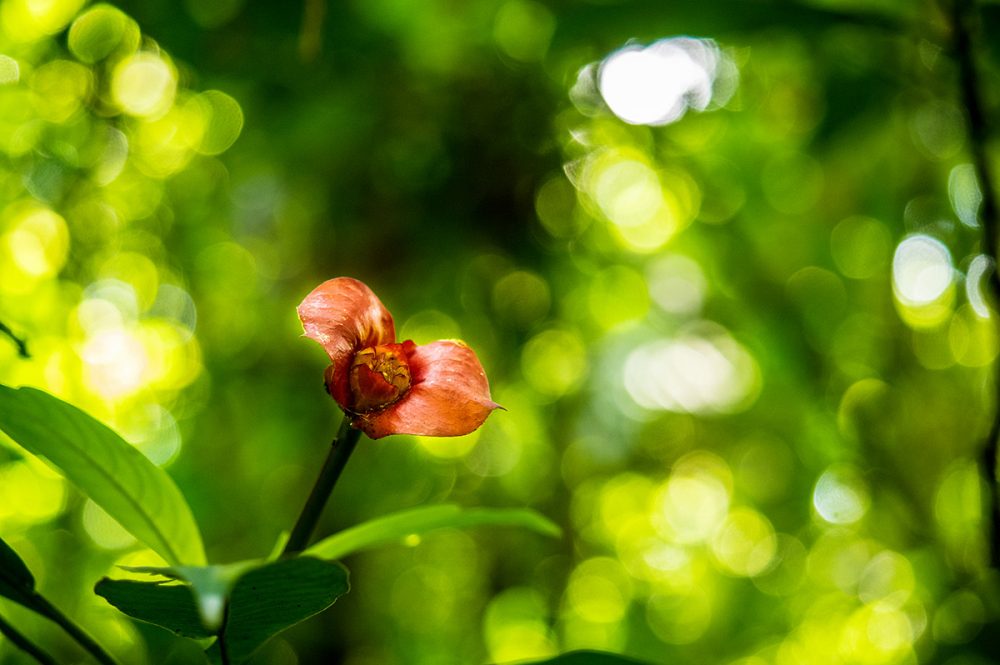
top-left (32, 595), bottom-right (119, 665)
top-left (0, 321), bottom-right (29, 358)
top-left (282, 417), bottom-right (363, 556)
top-left (0, 612), bottom-right (56, 665)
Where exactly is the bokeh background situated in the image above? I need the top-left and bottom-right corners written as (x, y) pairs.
top-left (2, 0), bottom-right (1000, 663)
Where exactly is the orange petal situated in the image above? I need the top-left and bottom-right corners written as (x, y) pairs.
top-left (298, 278), bottom-right (396, 409)
top-left (353, 340), bottom-right (501, 438)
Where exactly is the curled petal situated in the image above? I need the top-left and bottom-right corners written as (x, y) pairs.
top-left (298, 278), bottom-right (396, 409)
top-left (354, 340), bottom-right (501, 439)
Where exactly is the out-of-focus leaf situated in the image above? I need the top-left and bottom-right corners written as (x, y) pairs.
top-left (93, 579), bottom-right (212, 639)
top-left (0, 385), bottom-right (206, 567)
top-left (304, 504), bottom-right (561, 561)
top-left (509, 652), bottom-right (652, 665)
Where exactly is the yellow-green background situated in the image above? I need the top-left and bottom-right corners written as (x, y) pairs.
top-left (1, 0), bottom-right (998, 663)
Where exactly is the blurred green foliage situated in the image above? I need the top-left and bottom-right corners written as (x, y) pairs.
top-left (2, 0), bottom-right (1000, 663)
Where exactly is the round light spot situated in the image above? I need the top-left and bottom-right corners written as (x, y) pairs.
top-left (710, 507), bottom-right (777, 577)
top-left (949, 163), bottom-right (982, 228)
top-left (654, 471), bottom-right (730, 544)
top-left (484, 587), bottom-right (557, 663)
top-left (588, 265), bottom-right (650, 327)
top-left (81, 327), bottom-right (148, 399)
top-left (68, 4), bottom-right (129, 63)
top-left (932, 590), bottom-right (985, 645)
top-left (566, 558), bottom-right (632, 624)
top-left (949, 304), bottom-right (998, 367)
top-left (493, 0), bottom-right (555, 63)
top-left (493, 270), bottom-right (550, 328)
top-left (3, 205), bottom-right (69, 281)
top-left (521, 328), bottom-right (588, 399)
top-left (858, 550), bottom-right (914, 609)
top-left (647, 254), bottom-right (706, 316)
top-left (599, 38), bottom-right (720, 126)
top-left (1, 0), bottom-right (85, 42)
top-left (535, 175), bottom-right (584, 238)
top-left (892, 234), bottom-right (955, 328)
top-left (813, 466), bottom-right (870, 525)
top-left (893, 235), bottom-right (953, 306)
top-left (192, 90), bottom-right (244, 155)
top-left (112, 52), bottom-right (176, 117)
top-left (965, 254), bottom-right (991, 319)
top-left (831, 216), bottom-right (891, 280)
top-left (82, 499), bottom-right (136, 550)
top-left (624, 323), bottom-right (760, 414)
top-left (645, 590), bottom-right (711, 644)
top-left (0, 55), bottom-right (19, 84)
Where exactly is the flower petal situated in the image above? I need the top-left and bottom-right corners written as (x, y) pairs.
top-left (354, 340), bottom-right (501, 438)
top-left (298, 278), bottom-right (396, 409)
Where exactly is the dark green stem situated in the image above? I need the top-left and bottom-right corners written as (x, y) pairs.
top-left (0, 612), bottom-right (57, 665)
top-left (32, 595), bottom-right (118, 665)
top-left (0, 321), bottom-right (29, 358)
top-left (950, 0), bottom-right (1000, 569)
top-left (282, 417), bottom-right (362, 556)
top-left (217, 603), bottom-right (231, 665)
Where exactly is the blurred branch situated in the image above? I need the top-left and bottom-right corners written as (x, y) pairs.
top-left (950, 0), bottom-right (1000, 569)
top-left (298, 0), bottom-right (326, 63)
top-left (31, 595), bottom-right (119, 665)
top-left (0, 613), bottom-right (56, 665)
top-left (551, 0), bottom-right (910, 51)
top-left (0, 321), bottom-right (29, 358)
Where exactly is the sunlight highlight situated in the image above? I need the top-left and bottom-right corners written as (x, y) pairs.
top-left (112, 52), bottom-right (176, 117)
top-left (598, 38), bottom-right (722, 126)
top-left (813, 466), bottom-right (870, 525)
top-left (624, 323), bottom-right (759, 414)
top-left (892, 234), bottom-right (955, 328)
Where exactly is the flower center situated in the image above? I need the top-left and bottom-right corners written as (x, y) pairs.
top-left (348, 343), bottom-right (411, 412)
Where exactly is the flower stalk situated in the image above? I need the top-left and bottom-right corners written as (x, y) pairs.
top-left (282, 417), bottom-right (363, 556)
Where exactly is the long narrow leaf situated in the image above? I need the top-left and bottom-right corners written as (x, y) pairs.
top-left (305, 504), bottom-right (560, 561)
top-left (0, 386), bottom-right (205, 566)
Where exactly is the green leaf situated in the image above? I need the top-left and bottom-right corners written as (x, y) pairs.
top-left (0, 536), bottom-right (37, 609)
top-left (304, 504), bottom-right (561, 561)
top-left (0, 385), bottom-right (206, 567)
top-left (101, 558), bottom-right (349, 665)
top-left (221, 557), bottom-right (349, 663)
top-left (508, 652), bottom-right (652, 665)
top-left (121, 561), bottom-right (260, 630)
top-left (93, 579), bottom-right (212, 639)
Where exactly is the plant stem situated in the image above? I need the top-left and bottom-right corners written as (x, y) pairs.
top-left (282, 417), bottom-right (362, 556)
top-left (31, 595), bottom-right (118, 665)
top-left (0, 321), bottom-right (29, 358)
top-left (0, 612), bottom-right (57, 665)
top-left (950, 0), bottom-right (1000, 568)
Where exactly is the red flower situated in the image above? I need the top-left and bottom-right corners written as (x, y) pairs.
top-left (298, 277), bottom-right (501, 439)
